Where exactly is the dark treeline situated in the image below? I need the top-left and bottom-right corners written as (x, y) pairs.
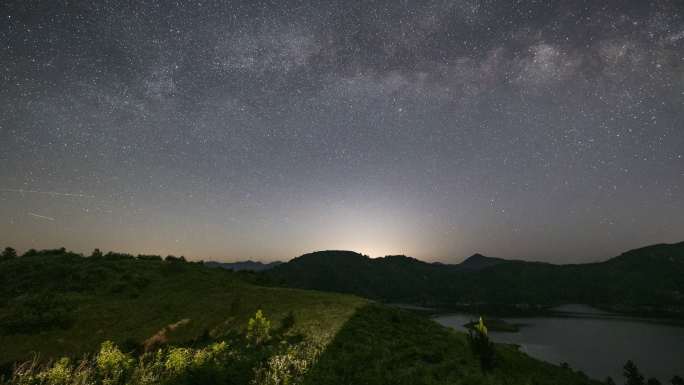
top-left (1, 246), bottom-right (189, 263)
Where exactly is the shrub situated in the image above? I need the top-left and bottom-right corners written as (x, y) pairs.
top-left (247, 310), bottom-right (271, 347)
top-left (96, 341), bottom-right (133, 385)
top-left (467, 317), bottom-right (495, 372)
top-left (192, 342), bottom-right (229, 367)
top-left (164, 347), bottom-right (193, 375)
top-left (251, 341), bottom-right (321, 385)
top-left (41, 358), bottom-right (72, 385)
top-left (624, 361), bottom-right (645, 385)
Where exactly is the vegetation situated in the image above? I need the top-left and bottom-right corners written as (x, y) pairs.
top-left (266, 243), bottom-right (684, 315)
top-left (302, 304), bottom-right (599, 385)
top-left (3, 310), bottom-right (323, 385)
top-left (609, 360), bottom-right (684, 385)
top-left (467, 318), bottom-right (496, 372)
top-left (624, 360), bottom-right (645, 385)
top-left (0, 248), bottom-right (364, 371)
top-left (464, 318), bottom-right (519, 333)
top-left (1, 247), bottom-right (679, 385)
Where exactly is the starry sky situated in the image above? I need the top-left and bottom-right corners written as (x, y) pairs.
top-left (1, 0), bottom-right (683, 263)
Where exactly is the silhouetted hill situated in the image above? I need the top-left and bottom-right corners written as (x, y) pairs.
top-left (204, 260), bottom-right (282, 271)
top-left (268, 242), bottom-right (684, 315)
top-left (459, 253), bottom-right (507, 270)
top-left (271, 251), bottom-right (445, 301)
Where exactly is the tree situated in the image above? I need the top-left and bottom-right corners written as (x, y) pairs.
top-left (605, 377), bottom-right (617, 385)
top-left (671, 376), bottom-right (684, 385)
top-left (647, 378), bottom-right (662, 385)
top-left (624, 361), bottom-right (645, 385)
top-left (468, 317), bottom-right (495, 372)
top-left (91, 248), bottom-right (103, 258)
top-left (1, 246), bottom-right (17, 261)
top-left (247, 309), bottom-right (271, 346)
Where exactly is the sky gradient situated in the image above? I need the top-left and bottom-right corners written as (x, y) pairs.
top-left (1, 0), bottom-right (683, 263)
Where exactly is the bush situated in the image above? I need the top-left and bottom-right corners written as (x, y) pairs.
top-left (41, 358), bottom-right (72, 385)
top-left (467, 317), bottom-right (496, 372)
top-left (252, 341), bottom-right (321, 385)
top-left (96, 341), bottom-right (133, 385)
top-left (247, 310), bottom-right (271, 347)
top-left (624, 361), bottom-right (645, 385)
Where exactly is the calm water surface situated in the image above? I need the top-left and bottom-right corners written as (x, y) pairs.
top-left (434, 305), bottom-right (684, 382)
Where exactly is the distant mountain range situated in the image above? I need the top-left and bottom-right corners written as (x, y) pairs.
top-left (266, 242), bottom-right (684, 315)
top-left (204, 260), bottom-right (282, 272)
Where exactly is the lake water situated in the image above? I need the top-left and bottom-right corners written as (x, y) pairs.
top-left (433, 305), bottom-right (684, 382)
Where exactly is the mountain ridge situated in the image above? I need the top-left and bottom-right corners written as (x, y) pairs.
top-left (267, 242), bottom-right (684, 315)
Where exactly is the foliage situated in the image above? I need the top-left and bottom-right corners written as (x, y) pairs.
top-left (252, 342), bottom-right (321, 385)
top-left (624, 361), bottom-right (645, 385)
top-left (0, 294), bottom-right (75, 335)
top-left (1, 247), bottom-right (17, 261)
top-left (96, 341), bottom-right (134, 385)
top-left (302, 304), bottom-right (598, 385)
top-left (1, 247), bottom-right (669, 385)
top-left (2, 321), bottom-right (319, 385)
top-left (0, 248), bottom-right (365, 367)
top-left (468, 317), bottom-right (496, 372)
top-left (247, 310), bottom-right (271, 347)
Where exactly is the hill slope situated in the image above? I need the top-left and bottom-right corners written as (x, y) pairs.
top-left (267, 242), bottom-right (684, 314)
top-left (0, 251), bottom-right (364, 368)
top-left (0, 250), bottom-right (601, 385)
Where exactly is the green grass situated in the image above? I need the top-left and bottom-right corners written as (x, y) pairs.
top-left (302, 304), bottom-right (598, 385)
top-left (0, 253), bottom-right (365, 369)
top-left (1, 252), bottom-right (602, 385)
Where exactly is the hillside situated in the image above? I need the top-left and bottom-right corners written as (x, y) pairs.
top-left (267, 242), bottom-right (684, 314)
top-left (0, 250), bottom-right (364, 370)
top-left (0, 249), bottom-right (601, 385)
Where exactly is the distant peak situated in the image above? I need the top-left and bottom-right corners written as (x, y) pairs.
top-left (459, 253), bottom-right (505, 270)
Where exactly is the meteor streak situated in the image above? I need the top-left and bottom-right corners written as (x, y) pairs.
top-left (0, 188), bottom-right (95, 199)
top-left (28, 212), bottom-right (56, 221)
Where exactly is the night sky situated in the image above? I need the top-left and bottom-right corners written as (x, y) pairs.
top-left (1, 0), bottom-right (683, 263)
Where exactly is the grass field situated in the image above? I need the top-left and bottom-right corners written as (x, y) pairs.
top-left (0, 252), bottom-right (365, 369)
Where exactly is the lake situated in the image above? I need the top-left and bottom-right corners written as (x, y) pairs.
top-left (434, 305), bottom-right (684, 382)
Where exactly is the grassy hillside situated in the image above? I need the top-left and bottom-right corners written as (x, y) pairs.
top-left (0, 249), bottom-right (602, 385)
top-left (0, 250), bottom-right (365, 369)
top-left (303, 304), bottom-right (598, 385)
top-left (267, 242), bottom-right (684, 315)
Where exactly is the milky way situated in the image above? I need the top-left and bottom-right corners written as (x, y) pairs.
top-left (1, 0), bottom-right (683, 262)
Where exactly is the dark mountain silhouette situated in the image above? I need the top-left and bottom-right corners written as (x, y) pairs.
top-left (458, 253), bottom-right (506, 271)
top-left (204, 260), bottom-right (282, 272)
top-left (268, 242), bottom-right (684, 315)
